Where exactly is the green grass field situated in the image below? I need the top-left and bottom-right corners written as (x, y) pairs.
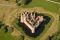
top-left (12, 13), bottom-right (54, 40)
top-left (0, 28), bottom-right (17, 40)
top-left (0, 0), bottom-right (59, 40)
top-left (52, 0), bottom-right (60, 2)
top-left (23, 0), bottom-right (59, 13)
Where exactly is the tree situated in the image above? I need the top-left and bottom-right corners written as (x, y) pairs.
top-left (46, 32), bottom-right (60, 40)
top-left (21, 0), bottom-right (32, 5)
top-left (0, 21), bottom-right (4, 29)
top-left (4, 25), bottom-right (9, 33)
top-left (16, 0), bottom-right (21, 6)
top-left (18, 35), bottom-right (25, 40)
top-left (8, 27), bottom-right (14, 33)
top-left (16, 0), bottom-right (32, 6)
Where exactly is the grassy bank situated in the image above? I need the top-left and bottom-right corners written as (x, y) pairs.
top-left (22, 0), bottom-right (59, 13)
top-left (13, 13), bottom-right (54, 40)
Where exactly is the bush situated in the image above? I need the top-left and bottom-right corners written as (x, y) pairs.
top-left (16, 0), bottom-right (32, 6)
top-left (46, 32), bottom-right (60, 40)
top-left (4, 25), bottom-right (9, 33)
top-left (8, 27), bottom-right (14, 33)
top-left (0, 21), bottom-right (4, 29)
top-left (18, 35), bottom-right (24, 40)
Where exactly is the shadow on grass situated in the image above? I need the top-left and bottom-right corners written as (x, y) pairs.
top-left (16, 14), bottom-right (51, 37)
top-left (24, 0), bottom-right (32, 5)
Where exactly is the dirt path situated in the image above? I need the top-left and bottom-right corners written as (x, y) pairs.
top-left (46, 0), bottom-right (60, 4)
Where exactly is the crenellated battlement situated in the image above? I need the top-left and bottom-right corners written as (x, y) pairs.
top-left (20, 11), bottom-right (44, 33)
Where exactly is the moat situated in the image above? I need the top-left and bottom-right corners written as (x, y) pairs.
top-left (17, 12), bottom-right (51, 37)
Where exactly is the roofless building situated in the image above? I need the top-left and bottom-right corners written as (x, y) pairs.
top-left (20, 11), bottom-right (44, 33)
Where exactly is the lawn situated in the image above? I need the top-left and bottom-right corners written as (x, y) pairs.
top-left (23, 0), bottom-right (59, 13)
top-left (32, 13), bottom-right (54, 40)
top-left (52, 0), bottom-right (60, 2)
top-left (0, 6), bottom-right (18, 40)
top-left (0, 28), bottom-right (17, 40)
top-left (13, 12), bottom-right (54, 40)
top-left (0, 0), bottom-right (59, 40)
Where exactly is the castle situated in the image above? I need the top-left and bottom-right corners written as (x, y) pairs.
top-left (20, 11), bottom-right (44, 33)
